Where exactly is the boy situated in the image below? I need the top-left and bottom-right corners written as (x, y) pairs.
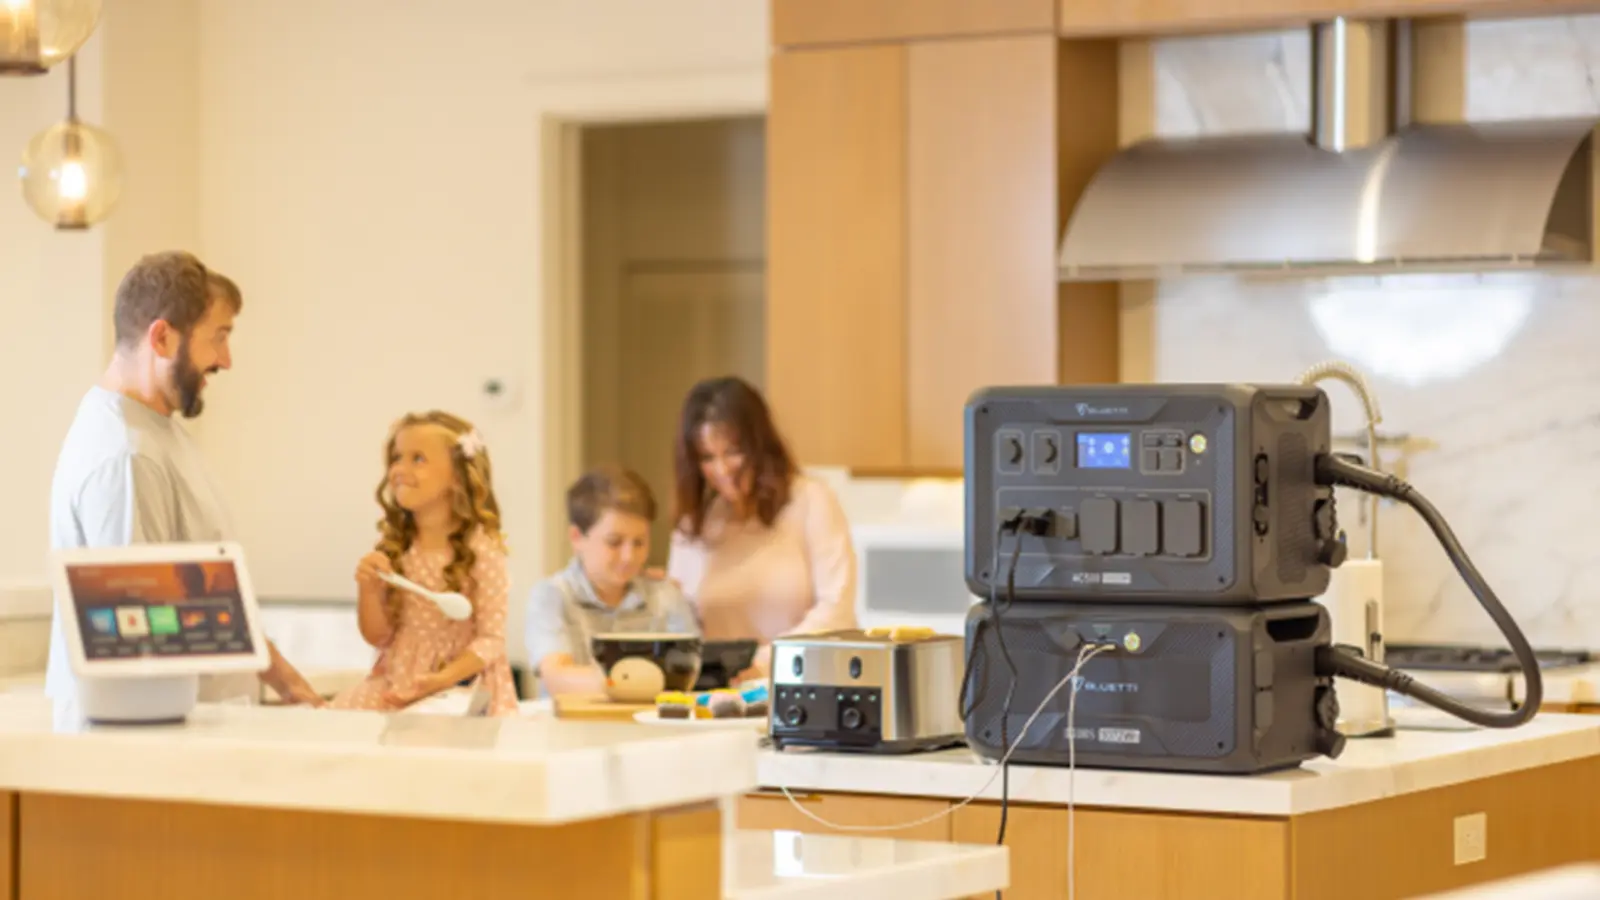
top-left (525, 465), bottom-right (698, 696)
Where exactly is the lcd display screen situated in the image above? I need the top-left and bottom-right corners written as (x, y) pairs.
top-left (1076, 433), bottom-right (1132, 469)
top-left (65, 560), bottom-right (256, 661)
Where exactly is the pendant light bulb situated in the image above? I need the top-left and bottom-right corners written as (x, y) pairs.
top-left (0, 0), bottom-right (101, 75)
top-left (19, 56), bottom-right (122, 229)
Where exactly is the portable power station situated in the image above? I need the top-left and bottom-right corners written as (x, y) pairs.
top-left (965, 383), bottom-right (1346, 606)
top-left (960, 383), bottom-right (1542, 775)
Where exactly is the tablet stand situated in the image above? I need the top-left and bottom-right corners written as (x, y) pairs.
top-left (77, 674), bottom-right (200, 724)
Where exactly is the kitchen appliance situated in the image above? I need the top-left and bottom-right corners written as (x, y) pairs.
top-left (852, 523), bottom-right (976, 635)
top-left (961, 383), bottom-right (1543, 775)
top-left (1300, 360), bottom-right (1394, 738)
top-left (768, 629), bottom-right (965, 753)
top-left (1387, 644), bottom-right (1591, 673)
top-left (964, 383), bottom-right (1343, 606)
top-left (1384, 644), bottom-right (1593, 713)
top-left (963, 600), bottom-right (1343, 774)
top-left (1058, 17), bottom-right (1600, 281)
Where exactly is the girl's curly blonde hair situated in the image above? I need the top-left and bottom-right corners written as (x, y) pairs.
top-left (374, 411), bottom-right (506, 599)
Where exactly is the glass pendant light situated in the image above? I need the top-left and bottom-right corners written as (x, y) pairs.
top-left (0, 0), bottom-right (101, 75)
top-left (19, 54), bottom-right (123, 229)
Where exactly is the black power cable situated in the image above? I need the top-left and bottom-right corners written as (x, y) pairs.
top-left (976, 510), bottom-right (1056, 900)
top-left (1314, 453), bottom-right (1543, 726)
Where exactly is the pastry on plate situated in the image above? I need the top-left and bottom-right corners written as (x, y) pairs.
top-left (706, 688), bottom-right (747, 718)
top-left (654, 691), bottom-right (695, 719)
top-left (738, 683), bottom-right (770, 718)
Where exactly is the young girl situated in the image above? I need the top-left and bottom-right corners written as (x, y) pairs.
top-left (328, 411), bottom-right (519, 716)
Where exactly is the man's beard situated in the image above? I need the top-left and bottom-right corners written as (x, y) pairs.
top-left (171, 336), bottom-right (215, 419)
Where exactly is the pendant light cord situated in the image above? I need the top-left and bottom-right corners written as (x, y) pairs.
top-left (66, 55), bottom-right (77, 121)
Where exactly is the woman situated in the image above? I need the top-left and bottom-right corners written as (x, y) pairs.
top-left (666, 376), bottom-right (858, 678)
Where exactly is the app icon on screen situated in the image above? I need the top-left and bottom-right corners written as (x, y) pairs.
top-left (216, 610), bottom-right (233, 627)
top-left (87, 609), bottom-right (116, 635)
top-left (115, 607), bottom-right (149, 637)
top-left (147, 606), bottom-right (179, 636)
top-left (180, 609), bottom-right (207, 630)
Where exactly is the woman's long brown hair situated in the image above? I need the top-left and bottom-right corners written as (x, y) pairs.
top-left (672, 376), bottom-right (796, 538)
top-left (374, 411), bottom-right (506, 602)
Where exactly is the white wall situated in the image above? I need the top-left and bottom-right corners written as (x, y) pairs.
top-left (0, 31), bottom-right (106, 634)
top-left (99, 0), bottom-right (202, 355)
top-left (191, 0), bottom-right (769, 640)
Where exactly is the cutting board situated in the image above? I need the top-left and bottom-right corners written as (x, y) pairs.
top-left (552, 692), bottom-right (654, 722)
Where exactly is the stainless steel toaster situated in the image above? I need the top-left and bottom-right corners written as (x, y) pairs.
top-left (768, 628), bottom-right (965, 753)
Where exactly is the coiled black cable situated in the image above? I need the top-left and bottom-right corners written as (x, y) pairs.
top-left (1314, 453), bottom-right (1542, 727)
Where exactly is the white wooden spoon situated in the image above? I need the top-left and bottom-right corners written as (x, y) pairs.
top-left (375, 570), bottom-right (474, 621)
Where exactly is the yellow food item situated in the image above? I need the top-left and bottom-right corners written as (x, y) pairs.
top-left (891, 626), bottom-right (936, 642)
top-left (655, 691), bottom-right (693, 705)
top-left (864, 626), bottom-right (893, 639)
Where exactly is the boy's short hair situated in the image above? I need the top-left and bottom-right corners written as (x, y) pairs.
top-left (567, 465), bottom-right (657, 533)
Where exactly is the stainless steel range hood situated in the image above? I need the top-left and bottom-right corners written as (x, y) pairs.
top-left (1058, 19), bottom-right (1600, 281)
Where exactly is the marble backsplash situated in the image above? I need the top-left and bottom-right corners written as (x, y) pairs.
top-left (1148, 16), bottom-right (1600, 648)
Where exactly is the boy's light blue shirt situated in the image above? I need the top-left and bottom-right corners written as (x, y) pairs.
top-left (524, 558), bottom-right (700, 674)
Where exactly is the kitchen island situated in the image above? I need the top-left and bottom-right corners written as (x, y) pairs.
top-left (0, 695), bottom-right (1006, 899)
top-left (745, 711), bottom-right (1600, 899)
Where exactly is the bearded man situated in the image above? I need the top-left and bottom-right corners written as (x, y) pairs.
top-left (45, 250), bottom-right (321, 708)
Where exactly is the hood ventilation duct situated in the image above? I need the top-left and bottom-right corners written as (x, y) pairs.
top-left (1058, 19), bottom-right (1599, 281)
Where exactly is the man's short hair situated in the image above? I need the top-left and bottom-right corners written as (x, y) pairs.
top-left (112, 251), bottom-right (244, 348)
top-left (567, 466), bottom-right (658, 533)
top-left (206, 270), bottom-right (243, 311)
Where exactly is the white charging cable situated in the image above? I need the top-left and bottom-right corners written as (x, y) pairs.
top-left (773, 642), bottom-right (1113, 840)
top-left (1066, 643), bottom-right (1106, 900)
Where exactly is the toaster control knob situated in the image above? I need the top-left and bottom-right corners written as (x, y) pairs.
top-left (782, 705), bottom-right (806, 727)
top-left (840, 707), bottom-right (864, 730)
top-left (849, 656), bottom-right (862, 679)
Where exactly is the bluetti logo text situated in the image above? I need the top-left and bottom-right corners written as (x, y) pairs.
top-left (1075, 402), bottom-right (1130, 416)
top-left (1071, 676), bottom-right (1140, 694)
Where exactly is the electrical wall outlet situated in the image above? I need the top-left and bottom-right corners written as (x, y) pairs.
top-left (1454, 812), bottom-right (1488, 865)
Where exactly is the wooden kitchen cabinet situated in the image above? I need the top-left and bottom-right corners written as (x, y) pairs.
top-left (0, 792), bottom-right (12, 900)
top-left (905, 34), bottom-right (1059, 470)
top-left (951, 802), bottom-right (1290, 900)
top-left (767, 35), bottom-right (1078, 473)
top-left (1056, 0), bottom-right (1600, 38)
top-left (773, 0), bottom-right (1055, 48)
top-left (767, 44), bottom-right (910, 471)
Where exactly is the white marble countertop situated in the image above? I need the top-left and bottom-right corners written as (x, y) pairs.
top-left (726, 830), bottom-right (1006, 900)
top-left (755, 709), bottom-right (1600, 817)
top-left (0, 695), bottom-right (755, 826)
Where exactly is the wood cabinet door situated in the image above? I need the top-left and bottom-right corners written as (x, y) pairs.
top-left (905, 35), bottom-right (1059, 471)
top-left (618, 269), bottom-right (766, 561)
top-left (767, 45), bottom-right (909, 470)
top-left (952, 801), bottom-right (1289, 899)
top-left (737, 791), bottom-right (954, 842)
top-left (772, 0), bottom-right (1055, 47)
top-left (0, 792), bottom-right (12, 900)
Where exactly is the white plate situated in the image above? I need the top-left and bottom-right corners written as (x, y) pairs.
top-left (633, 709), bottom-right (770, 731)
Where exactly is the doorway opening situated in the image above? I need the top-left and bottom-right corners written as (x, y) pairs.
top-left (576, 116), bottom-right (766, 564)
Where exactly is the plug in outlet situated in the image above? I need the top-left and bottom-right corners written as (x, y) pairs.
top-left (1453, 812), bottom-right (1487, 865)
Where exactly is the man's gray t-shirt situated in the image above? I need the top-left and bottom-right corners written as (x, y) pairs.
top-left (45, 386), bottom-right (255, 704)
